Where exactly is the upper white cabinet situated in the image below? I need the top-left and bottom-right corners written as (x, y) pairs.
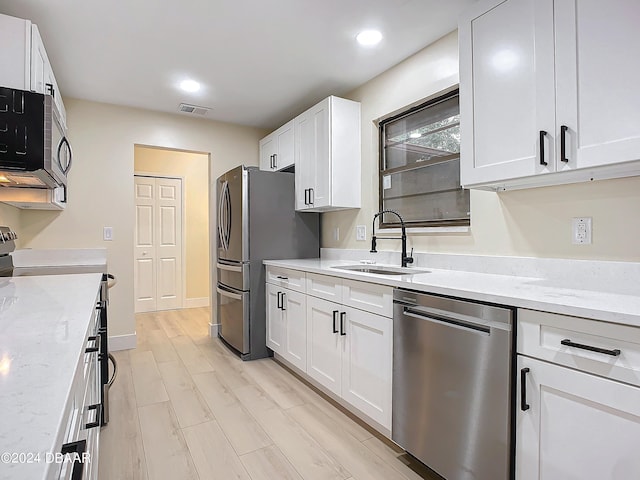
top-left (0, 14), bottom-right (67, 129)
top-left (259, 120), bottom-right (295, 172)
top-left (295, 96), bottom-right (361, 212)
top-left (459, 0), bottom-right (640, 190)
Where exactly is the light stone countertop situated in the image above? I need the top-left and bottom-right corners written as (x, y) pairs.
top-left (263, 258), bottom-right (640, 327)
top-left (0, 274), bottom-right (103, 480)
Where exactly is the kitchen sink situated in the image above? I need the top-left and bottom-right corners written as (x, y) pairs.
top-left (331, 265), bottom-right (429, 276)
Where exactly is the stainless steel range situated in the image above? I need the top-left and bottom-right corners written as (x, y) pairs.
top-left (0, 226), bottom-right (117, 426)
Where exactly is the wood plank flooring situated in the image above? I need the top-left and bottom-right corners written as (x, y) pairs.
top-left (99, 308), bottom-right (438, 480)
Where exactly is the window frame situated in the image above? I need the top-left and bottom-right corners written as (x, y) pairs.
top-left (377, 86), bottom-right (469, 229)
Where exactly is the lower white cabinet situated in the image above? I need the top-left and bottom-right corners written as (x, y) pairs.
top-left (266, 266), bottom-right (393, 430)
top-left (516, 356), bottom-right (640, 480)
top-left (516, 309), bottom-right (640, 479)
top-left (306, 295), bottom-right (392, 429)
top-left (266, 283), bottom-right (307, 371)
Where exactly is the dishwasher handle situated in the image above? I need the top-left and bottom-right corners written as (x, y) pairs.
top-left (402, 306), bottom-right (491, 335)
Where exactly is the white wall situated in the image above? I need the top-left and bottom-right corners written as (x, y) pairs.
top-left (19, 99), bottom-right (266, 338)
top-left (323, 31), bottom-right (640, 262)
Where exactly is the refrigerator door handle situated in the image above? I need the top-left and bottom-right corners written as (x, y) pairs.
top-left (216, 285), bottom-right (243, 300)
top-left (224, 181), bottom-right (232, 249)
top-left (216, 262), bottom-right (242, 272)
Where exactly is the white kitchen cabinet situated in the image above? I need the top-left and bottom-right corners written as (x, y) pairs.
top-left (306, 295), bottom-right (343, 396)
top-left (266, 283), bottom-right (285, 353)
top-left (0, 14), bottom-right (67, 129)
top-left (459, 0), bottom-right (640, 190)
top-left (259, 120), bottom-right (295, 172)
top-left (305, 275), bottom-right (393, 429)
top-left (295, 96), bottom-right (361, 212)
top-left (341, 305), bottom-right (392, 429)
top-left (516, 356), bottom-right (640, 480)
top-left (516, 308), bottom-right (640, 479)
top-left (266, 275), bottom-right (307, 371)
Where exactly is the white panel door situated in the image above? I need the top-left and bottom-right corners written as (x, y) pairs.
top-left (282, 288), bottom-right (306, 371)
top-left (134, 176), bottom-right (157, 312)
top-left (459, 0), bottom-right (556, 186)
top-left (516, 356), bottom-right (640, 480)
top-left (554, 0), bottom-right (640, 170)
top-left (156, 178), bottom-right (183, 310)
top-left (306, 295), bottom-right (342, 396)
top-left (341, 306), bottom-right (392, 429)
top-left (134, 176), bottom-right (183, 313)
top-left (259, 133), bottom-right (276, 171)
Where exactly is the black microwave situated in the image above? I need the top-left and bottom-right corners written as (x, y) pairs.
top-left (0, 86), bottom-right (72, 188)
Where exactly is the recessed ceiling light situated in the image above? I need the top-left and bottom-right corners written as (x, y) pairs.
top-left (180, 80), bottom-right (201, 93)
top-left (356, 30), bottom-right (383, 46)
top-left (409, 132), bottom-right (422, 139)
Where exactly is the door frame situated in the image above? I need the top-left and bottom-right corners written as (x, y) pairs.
top-left (134, 172), bottom-right (186, 311)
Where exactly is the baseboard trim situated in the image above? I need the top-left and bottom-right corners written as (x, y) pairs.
top-left (209, 323), bottom-right (220, 338)
top-left (109, 333), bottom-right (137, 351)
top-left (184, 297), bottom-right (210, 308)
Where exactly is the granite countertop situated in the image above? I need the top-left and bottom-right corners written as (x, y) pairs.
top-left (0, 274), bottom-right (103, 480)
top-left (263, 258), bottom-right (640, 327)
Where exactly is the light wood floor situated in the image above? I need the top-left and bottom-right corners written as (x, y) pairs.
top-left (99, 308), bottom-right (438, 480)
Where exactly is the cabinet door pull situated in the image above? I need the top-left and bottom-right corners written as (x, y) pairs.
top-left (560, 125), bottom-right (569, 163)
top-left (86, 403), bottom-right (102, 429)
top-left (269, 155), bottom-right (273, 169)
top-left (281, 292), bottom-right (286, 311)
top-left (332, 310), bottom-right (339, 333)
top-left (45, 83), bottom-right (55, 98)
top-left (560, 339), bottom-right (621, 357)
top-left (304, 188), bottom-right (308, 205)
top-left (340, 312), bottom-right (346, 336)
top-left (276, 275), bottom-right (288, 280)
top-left (309, 188), bottom-right (314, 204)
top-left (273, 153), bottom-right (277, 169)
top-left (520, 367), bottom-right (530, 411)
top-left (277, 291), bottom-right (282, 309)
top-left (539, 130), bottom-right (548, 166)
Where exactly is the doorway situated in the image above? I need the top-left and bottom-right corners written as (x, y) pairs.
top-left (134, 146), bottom-right (210, 314)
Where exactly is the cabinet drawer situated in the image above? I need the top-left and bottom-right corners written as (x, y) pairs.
top-left (306, 273), bottom-right (342, 302)
top-left (266, 266), bottom-right (305, 292)
top-left (342, 279), bottom-right (393, 318)
top-left (518, 309), bottom-right (640, 387)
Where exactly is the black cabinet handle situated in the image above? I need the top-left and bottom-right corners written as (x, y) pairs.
top-left (277, 291), bottom-right (282, 309)
top-left (561, 339), bottom-right (621, 357)
top-left (86, 403), bottom-right (101, 429)
top-left (45, 82), bottom-right (55, 98)
top-left (269, 155), bottom-right (273, 169)
top-left (276, 275), bottom-right (288, 280)
top-left (539, 130), bottom-right (548, 166)
top-left (332, 310), bottom-right (339, 333)
top-left (340, 312), bottom-right (346, 336)
top-left (281, 292), bottom-right (286, 311)
top-left (560, 125), bottom-right (569, 163)
top-left (61, 439), bottom-right (87, 480)
top-left (520, 367), bottom-right (530, 411)
top-left (304, 188), bottom-right (309, 205)
top-left (85, 335), bottom-right (99, 353)
top-left (273, 153), bottom-right (277, 169)
top-left (309, 188), bottom-right (314, 204)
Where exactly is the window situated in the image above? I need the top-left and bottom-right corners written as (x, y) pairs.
top-left (378, 88), bottom-right (469, 228)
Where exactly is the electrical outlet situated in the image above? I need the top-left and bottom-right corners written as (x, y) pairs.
top-left (103, 226), bottom-right (113, 241)
top-left (571, 217), bottom-right (592, 245)
top-left (355, 225), bottom-right (366, 241)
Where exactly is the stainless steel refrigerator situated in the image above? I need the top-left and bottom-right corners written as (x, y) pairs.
top-left (216, 165), bottom-right (319, 360)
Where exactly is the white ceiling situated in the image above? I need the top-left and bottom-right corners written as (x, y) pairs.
top-left (0, 0), bottom-right (476, 129)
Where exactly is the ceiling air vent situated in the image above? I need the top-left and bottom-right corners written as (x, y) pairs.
top-left (178, 103), bottom-right (211, 116)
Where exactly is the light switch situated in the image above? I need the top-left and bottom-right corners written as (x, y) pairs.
top-left (103, 226), bottom-right (113, 241)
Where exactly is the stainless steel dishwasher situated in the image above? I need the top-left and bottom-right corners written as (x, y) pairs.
top-left (393, 288), bottom-right (515, 480)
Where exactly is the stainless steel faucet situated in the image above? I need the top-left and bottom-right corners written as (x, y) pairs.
top-left (370, 209), bottom-right (414, 267)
